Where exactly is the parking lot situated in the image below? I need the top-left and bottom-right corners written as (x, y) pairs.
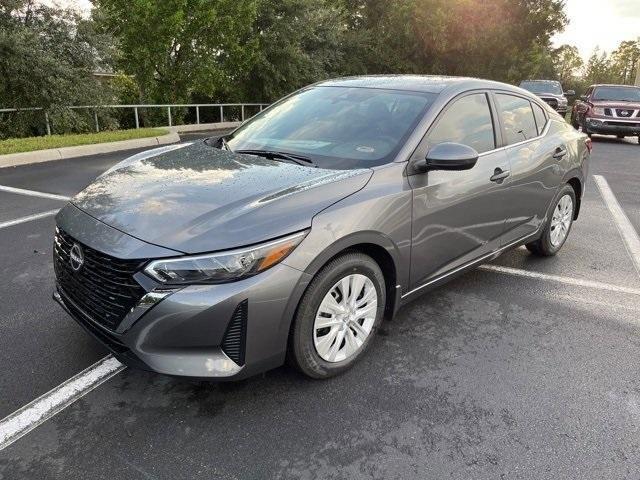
top-left (0, 133), bottom-right (639, 479)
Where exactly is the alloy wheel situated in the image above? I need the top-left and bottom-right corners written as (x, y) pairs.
top-left (313, 274), bottom-right (378, 363)
top-left (550, 194), bottom-right (573, 247)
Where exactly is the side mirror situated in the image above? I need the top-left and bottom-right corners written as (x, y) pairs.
top-left (565, 90), bottom-right (575, 97)
top-left (579, 95), bottom-right (587, 101)
top-left (414, 142), bottom-right (479, 173)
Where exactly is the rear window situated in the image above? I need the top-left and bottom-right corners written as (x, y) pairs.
top-left (495, 94), bottom-right (538, 145)
top-left (532, 103), bottom-right (548, 135)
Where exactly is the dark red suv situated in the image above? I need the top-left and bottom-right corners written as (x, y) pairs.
top-left (571, 84), bottom-right (640, 144)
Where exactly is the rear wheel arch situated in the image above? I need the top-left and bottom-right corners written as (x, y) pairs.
top-left (566, 177), bottom-right (582, 220)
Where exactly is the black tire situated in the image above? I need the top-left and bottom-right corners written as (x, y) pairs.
top-left (526, 184), bottom-right (576, 256)
top-left (571, 116), bottom-right (579, 130)
top-left (617, 134), bottom-right (625, 139)
top-left (288, 252), bottom-right (386, 379)
top-left (637, 136), bottom-right (640, 145)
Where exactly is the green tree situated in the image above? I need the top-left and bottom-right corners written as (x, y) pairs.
top-left (610, 40), bottom-right (640, 84)
top-left (232, 0), bottom-right (345, 102)
top-left (583, 48), bottom-right (616, 85)
top-left (0, 0), bottom-right (112, 137)
top-left (553, 44), bottom-right (583, 85)
top-left (357, 0), bottom-right (567, 83)
top-left (94, 0), bottom-right (258, 104)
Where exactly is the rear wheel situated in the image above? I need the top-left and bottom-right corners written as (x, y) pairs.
top-left (288, 252), bottom-right (386, 379)
top-left (526, 184), bottom-right (576, 256)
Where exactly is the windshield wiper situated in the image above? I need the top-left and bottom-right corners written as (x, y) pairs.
top-left (234, 149), bottom-right (316, 167)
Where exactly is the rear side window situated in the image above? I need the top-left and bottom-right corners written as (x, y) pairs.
top-left (495, 94), bottom-right (538, 145)
top-left (427, 93), bottom-right (495, 153)
top-left (532, 102), bottom-right (547, 135)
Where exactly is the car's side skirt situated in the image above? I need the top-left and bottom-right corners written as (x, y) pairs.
top-left (399, 230), bottom-right (540, 304)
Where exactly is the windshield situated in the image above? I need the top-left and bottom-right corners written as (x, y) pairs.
top-left (592, 86), bottom-right (640, 102)
top-left (225, 86), bottom-right (436, 169)
top-left (519, 81), bottom-right (563, 95)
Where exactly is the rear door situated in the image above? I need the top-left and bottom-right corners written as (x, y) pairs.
top-left (407, 91), bottom-right (511, 290)
top-left (492, 92), bottom-right (565, 245)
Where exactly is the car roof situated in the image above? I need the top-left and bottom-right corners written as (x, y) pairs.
top-left (315, 75), bottom-right (517, 95)
top-left (590, 84), bottom-right (640, 88)
top-left (521, 79), bottom-right (561, 83)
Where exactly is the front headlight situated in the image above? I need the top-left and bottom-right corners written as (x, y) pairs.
top-left (558, 98), bottom-right (568, 106)
top-left (592, 107), bottom-right (605, 115)
top-left (144, 231), bottom-right (307, 285)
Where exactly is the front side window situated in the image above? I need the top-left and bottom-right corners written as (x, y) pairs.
top-left (427, 93), bottom-right (495, 153)
top-left (225, 86), bottom-right (436, 169)
top-left (495, 94), bottom-right (538, 145)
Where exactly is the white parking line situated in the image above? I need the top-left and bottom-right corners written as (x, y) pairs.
top-left (0, 209), bottom-right (59, 230)
top-left (0, 184), bottom-right (70, 201)
top-left (0, 355), bottom-right (125, 451)
top-left (593, 175), bottom-right (640, 277)
top-left (479, 264), bottom-right (640, 296)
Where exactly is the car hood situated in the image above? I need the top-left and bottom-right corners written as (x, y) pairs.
top-left (536, 93), bottom-right (564, 98)
top-left (71, 142), bottom-right (372, 254)
top-left (592, 100), bottom-right (640, 110)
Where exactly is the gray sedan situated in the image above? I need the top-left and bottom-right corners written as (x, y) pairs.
top-left (52, 75), bottom-right (590, 380)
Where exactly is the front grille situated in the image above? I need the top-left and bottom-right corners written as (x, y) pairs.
top-left (615, 108), bottom-right (635, 118)
top-left (53, 228), bottom-right (147, 331)
top-left (221, 300), bottom-right (248, 365)
top-left (542, 98), bottom-right (558, 109)
top-left (604, 108), bottom-right (613, 117)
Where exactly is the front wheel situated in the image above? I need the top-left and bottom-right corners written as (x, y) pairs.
top-left (526, 184), bottom-right (576, 256)
top-left (288, 252), bottom-right (386, 379)
top-left (571, 116), bottom-right (579, 130)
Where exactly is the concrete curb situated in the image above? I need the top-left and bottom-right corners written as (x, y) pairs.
top-left (0, 122), bottom-right (240, 168)
top-left (0, 132), bottom-right (179, 169)
top-left (168, 121), bottom-right (240, 133)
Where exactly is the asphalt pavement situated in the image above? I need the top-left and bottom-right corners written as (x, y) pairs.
top-left (0, 133), bottom-right (639, 479)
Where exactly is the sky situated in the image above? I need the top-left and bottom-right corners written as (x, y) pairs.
top-left (552, 0), bottom-right (640, 59)
top-left (48, 0), bottom-right (640, 61)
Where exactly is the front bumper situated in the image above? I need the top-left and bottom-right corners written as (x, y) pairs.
top-left (585, 118), bottom-right (640, 136)
top-left (54, 263), bottom-right (311, 380)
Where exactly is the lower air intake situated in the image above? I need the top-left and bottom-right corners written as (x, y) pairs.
top-left (221, 300), bottom-right (248, 366)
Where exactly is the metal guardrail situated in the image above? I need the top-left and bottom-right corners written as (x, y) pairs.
top-left (0, 103), bottom-right (270, 135)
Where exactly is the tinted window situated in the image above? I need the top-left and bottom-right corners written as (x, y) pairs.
top-left (427, 93), bottom-right (495, 153)
top-left (520, 81), bottom-right (563, 95)
top-left (532, 102), bottom-right (547, 135)
top-left (496, 94), bottom-right (538, 145)
top-left (592, 86), bottom-right (640, 102)
top-left (226, 86), bottom-right (436, 169)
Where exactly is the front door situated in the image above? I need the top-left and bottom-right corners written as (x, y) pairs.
top-left (408, 92), bottom-right (511, 290)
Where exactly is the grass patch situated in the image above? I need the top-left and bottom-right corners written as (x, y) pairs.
top-left (0, 128), bottom-right (169, 155)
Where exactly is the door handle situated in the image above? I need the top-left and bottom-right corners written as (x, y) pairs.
top-left (553, 146), bottom-right (567, 159)
top-left (490, 168), bottom-right (510, 183)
